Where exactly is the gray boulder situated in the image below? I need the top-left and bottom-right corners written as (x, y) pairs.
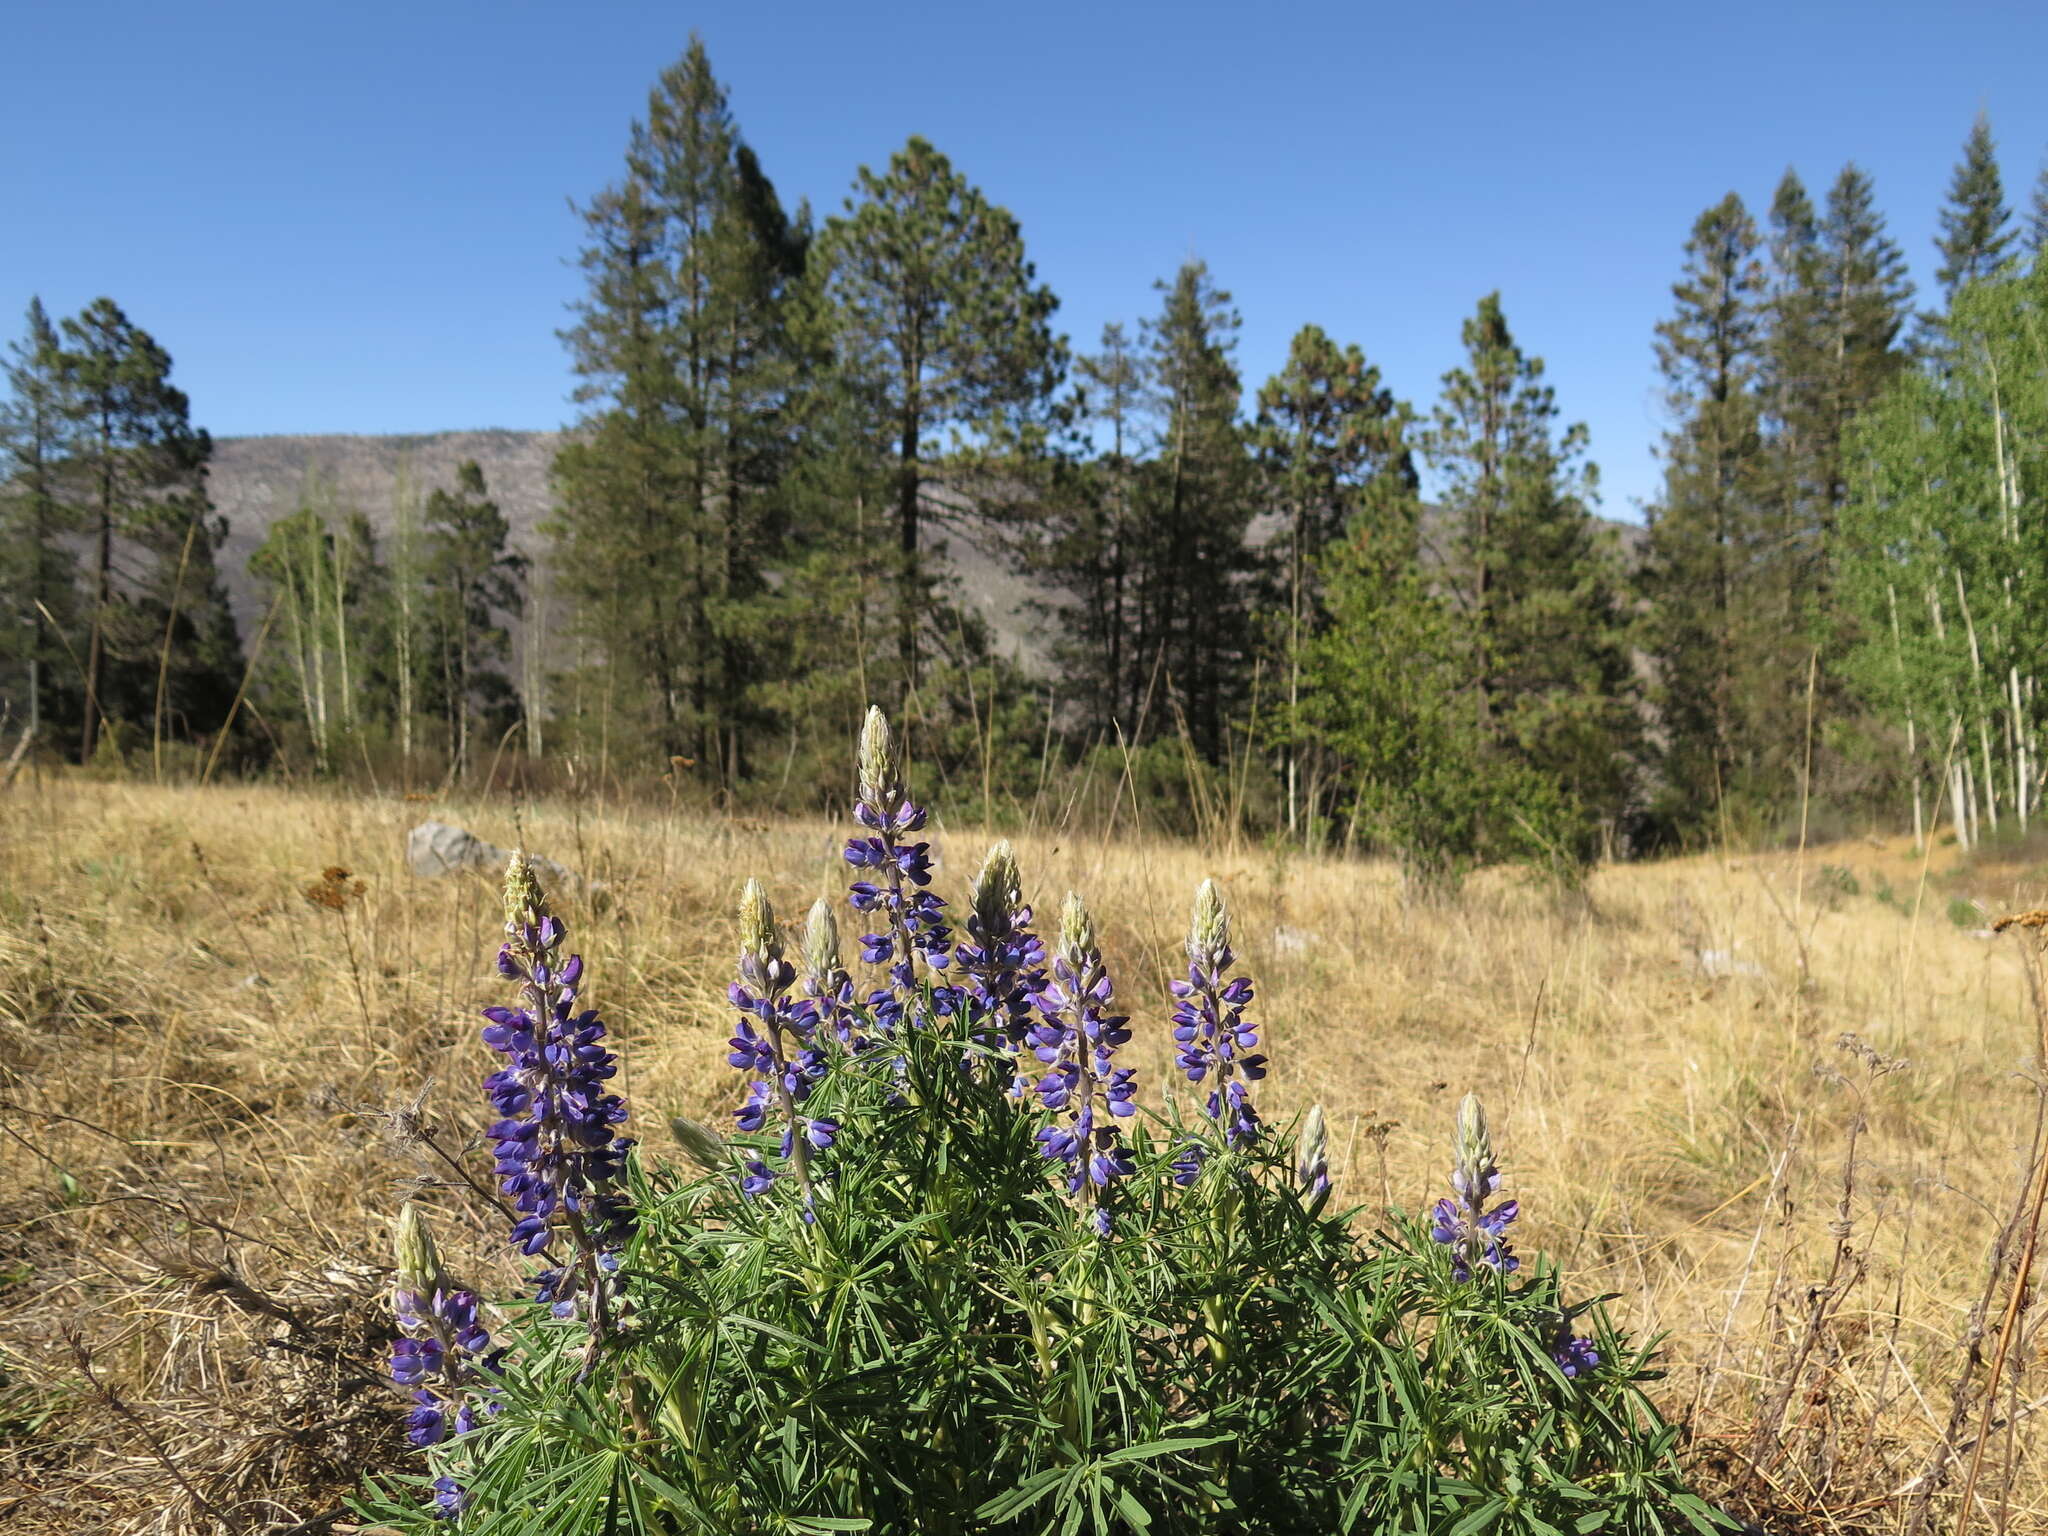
top-left (406, 820), bottom-right (576, 891)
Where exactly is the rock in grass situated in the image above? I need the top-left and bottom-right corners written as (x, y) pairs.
top-left (407, 821), bottom-right (575, 890)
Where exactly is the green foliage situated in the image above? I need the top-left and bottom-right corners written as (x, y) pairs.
top-left (1838, 260), bottom-right (2048, 845)
top-left (357, 924), bottom-right (1710, 1533)
top-left (1934, 113), bottom-right (2015, 302)
top-left (423, 461), bottom-right (526, 773)
top-left (1417, 293), bottom-right (1639, 870)
top-left (815, 132), bottom-right (1063, 702)
top-left (0, 299), bottom-right (82, 741)
top-left (54, 297), bottom-right (242, 760)
top-left (552, 34), bottom-right (809, 778)
top-left (1254, 323), bottom-right (1418, 845)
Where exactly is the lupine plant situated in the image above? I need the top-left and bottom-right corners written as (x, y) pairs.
top-left (356, 707), bottom-right (1729, 1535)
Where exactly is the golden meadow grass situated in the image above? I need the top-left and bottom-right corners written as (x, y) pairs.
top-left (2, 774), bottom-right (2045, 1533)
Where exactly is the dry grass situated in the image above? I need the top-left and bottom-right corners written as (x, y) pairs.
top-left (3, 775), bottom-right (2047, 1533)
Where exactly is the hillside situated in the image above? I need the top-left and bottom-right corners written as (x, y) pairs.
top-left (207, 430), bottom-right (1057, 673)
top-left (207, 431), bottom-right (1647, 682)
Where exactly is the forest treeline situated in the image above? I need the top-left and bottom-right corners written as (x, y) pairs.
top-left (3, 37), bottom-right (2046, 880)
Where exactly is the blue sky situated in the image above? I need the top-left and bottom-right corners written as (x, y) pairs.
top-left (4, 0), bottom-right (2044, 520)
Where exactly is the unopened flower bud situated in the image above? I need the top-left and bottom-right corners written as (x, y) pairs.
top-left (1058, 891), bottom-right (1097, 969)
top-left (1297, 1104), bottom-right (1329, 1195)
top-left (1188, 878), bottom-right (1229, 965)
top-left (974, 841), bottom-right (1023, 938)
top-left (503, 849), bottom-right (544, 928)
top-left (394, 1202), bottom-right (444, 1295)
top-left (1454, 1092), bottom-right (1493, 1193)
top-left (668, 1115), bottom-right (729, 1173)
top-left (739, 879), bottom-right (780, 966)
top-left (857, 706), bottom-right (899, 808)
top-left (802, 898), bottom-right (842, 985)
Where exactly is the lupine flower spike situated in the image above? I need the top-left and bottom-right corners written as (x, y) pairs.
top-left (843, 707), bottom-right (953, 998)
top-left (388, 1203), bottom-right (497, 1450)
top-left (1429, 1093), bottom-right (1519, 1283)
top-left (801, 897), bottom-right (861, 1049)
top-left (483, 852), bottom-right (634, 1334)
top-left (1030, 892), bottom-right (1137, 1234)
top-left (727, 879), bottom-right (833, 1210)
top-left (1170, 880), bottom-right (1266, 1168)
top-left (957, 840), bottom-right (1046, 1087)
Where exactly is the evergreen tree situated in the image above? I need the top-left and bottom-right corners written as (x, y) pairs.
top-left (1134, 261), bottom-right (1255, 759)
top-left (1763, 166), bottom-right (1910, 616)
top-left (2027, 159), bottom-right (2048, 262)
top-left (1252, 323), bottom-right (1417, 841)
top-left (815, 134), bottom-right (1062, 703)
top-left (1041, 322), bottom-right (1148, 736)
top-left (1424, 292), bottom-right (1638, 859)
top-left (0, 300), bottom-right (80, 742)
top-left (424, 460), bottom-right (524, 777)
top-left (1934, 112), bottom-right (2015, 300)
top-left (554, 35), bottom-right (805, 776)
top-left (57, 298), bottom-right (234, 761)
top-left (1642, 193), bottom-right (1772, 829)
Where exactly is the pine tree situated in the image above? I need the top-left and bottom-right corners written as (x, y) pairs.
top-left (1643, 194), bottom-right (1768, 827)
top-left (2027, 160), bottom-right (2048, 262)
top-left (1043, 322), bottom-right (1148, 735)
top-left (1424, 293), bottom-right (1637, 859)
top-left (815, 134), bottom-right (1062, 703)
top-left (0, 299), bottom-right (80, 742)
top-left (424, 461), bottom-right (524, 777)
top-left (1935, 113), bottom-right (2015, 299)
top-left (1134, 261), bottom-right (1255, 760)
top-left (554, 35), bottom-right (805, 775)
top-left (1762, 166), bottom-right (1910, 623)
top-left (57, 298), bottom-right (229, 762)
top-left (1252, 324), bottom-right (1417, 841)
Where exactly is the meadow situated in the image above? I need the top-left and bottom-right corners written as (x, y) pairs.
top-left (1, 771), bottom-right (2044, 1534)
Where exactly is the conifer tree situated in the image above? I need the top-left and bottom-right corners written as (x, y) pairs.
top-left (1043, 322), bottom-right (1148, 735)
top-left (0, 299), bottom-right (80, 742)
top-left (424, 461), bottom-right (524, 777)
top-left (1134, 261), bottom-right (1255, 759)
top-left (2027, 160), bottom-right (2048, 262)
top-left (815, 135), bottom-right (1062, 703)
top-left (1935, 113), bottom-right (2015, 300)
top-left (554, 35), bottom-right (805, 775)
top-left (57, 298), bottom-right (233, 761)
top-left (1643, 194), bottom-right (1769, 826)
top-left (1424, 293), bottom-right (1637, 857)
top-left (1253, 324), bottom-right (1416, 840)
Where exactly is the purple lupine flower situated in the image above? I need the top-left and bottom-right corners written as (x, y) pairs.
top-left (1170, 879), bottom-right (1266, 1147)
top-left (484, 854), bottom-right (635, 1337)
top-left (387, 1204), bottom-right (498, 1448)
top-left (1030, 892), bottom-right (1137, 1234)
top-left (1170, 1141), bottom-right (1208, 1187)
top-left (1429, 1093), bottom-right (1520, 1283)
top-left (955, 841), bottom-right (1047, 1087)
top-left (728, 880), bottom-right (830, 1208)
top-left (843, 707), bottom-right (954, 992)
top-left (1552, 1331), bottom-right (1601, 1378)
top-left (431, 1476), bottom-right (469, 1518)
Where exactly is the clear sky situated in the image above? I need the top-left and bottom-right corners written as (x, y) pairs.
top-left (4, 0), bottom-right (2045, 520)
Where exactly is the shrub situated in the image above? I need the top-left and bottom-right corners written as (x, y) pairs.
top-left (354, 708), bottom-right (1725, 1535)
